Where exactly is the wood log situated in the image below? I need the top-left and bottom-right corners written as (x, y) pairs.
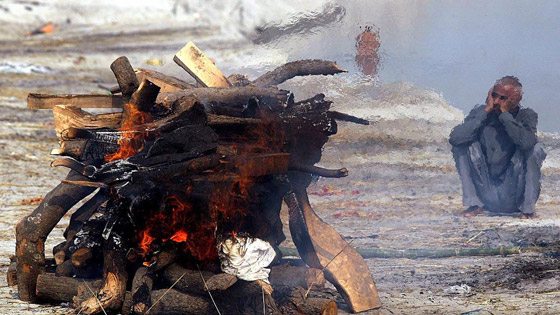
top-left (161, 263), bottom-right (215, 295)
top-left (111, 56), bottom-right (140, 98)
top-left (284, 189), bottom-right (381, 313)
top-left (36, 273), bottom-right (102, 303)
top-left (55, 259), bottom-right (74, 277)
top-left (131, 266), bottom-right (154, 314)
top-left (7, 259), bottom-right (17, 286)
top-left (299, 298), bottom-right (338, 315)
top-left (15, 171), bottom-right (96, 302)
top-left (79, 248), bottom-right (128, 314)
top-left (158, 86), bottom-right (289, 111)
top-left (207, 114), bottom-right (262, 127)
top-left (130, 79), bottom-right (160, 112)
top-left (253, 60), bottom-right (346, 87)
top-left (269, 264), bottom-right (325, 289)
top-left (121, 289), bottom-right (214, 315)
top-left (136, 68), bottom-right (195, 92)
top-left (173, 41), bottom-right (231, 88)
top-left (53, 105), bottom-right (122, 138)
top-left (204, 273), bottom-right (238, 291)
top-left (71, 247), bottom-right (93, 268)
top-left (27, 93), bottom-right (125, 109)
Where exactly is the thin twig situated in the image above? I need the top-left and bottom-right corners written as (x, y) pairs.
top-left (145, 270), bottom-right (187, 314)
top-left (262, 285), bottom-right (266, 315)
top-left (82, 280), bottom-right (108, 315)
top-left (304, 240), bottom-right (354, 300)
top-left (465, 231), bottom-right (484, 244)
top-left (197, 264), bottom-right (222, 315)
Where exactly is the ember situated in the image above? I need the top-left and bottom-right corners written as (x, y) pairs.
top-left (12, 42), bottom-right (380, 314)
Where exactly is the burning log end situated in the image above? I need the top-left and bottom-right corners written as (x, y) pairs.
top-left (130, 79), bottom-right (161, 112)
top-left (288, 161), bottom-right (348, 178)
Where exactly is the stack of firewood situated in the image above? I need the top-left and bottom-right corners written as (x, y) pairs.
top-left (11, 42), bottom-right (380, 314)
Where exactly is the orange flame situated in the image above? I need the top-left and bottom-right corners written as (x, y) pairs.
top-left (105, 103), bottom-right (153, 162)
top-left (170, 230), bottom-right (188, 242)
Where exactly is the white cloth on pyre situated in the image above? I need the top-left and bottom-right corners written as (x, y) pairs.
top-left (218, 236), bottom-right (276, 283)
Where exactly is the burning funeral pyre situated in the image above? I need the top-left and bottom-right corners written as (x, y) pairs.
top-left (10, 42), bottom-right (380, 314)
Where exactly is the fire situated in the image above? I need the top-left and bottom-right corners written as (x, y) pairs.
top-left (139, 229), bottom-right (155, 254)
top-left (105, 103), bottom-right (153, 162)
top-left (170, 230), bottom-right (188, 242)
top-left (136, 195), bottom-right (218, 262)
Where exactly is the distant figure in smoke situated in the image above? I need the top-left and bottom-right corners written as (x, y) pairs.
top-left (355, 25), bottom-right (380, 76)
top-left (449, 76), bottom-right (546, 219)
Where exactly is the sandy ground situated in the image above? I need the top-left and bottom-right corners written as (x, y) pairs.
top-left (1, 17), bottom-right (560, 315)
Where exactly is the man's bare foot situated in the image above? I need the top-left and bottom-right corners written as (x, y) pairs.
top-left (457, 206), bottom-right (485, 218)
top-left (521, 213), bottom-right (539, 220)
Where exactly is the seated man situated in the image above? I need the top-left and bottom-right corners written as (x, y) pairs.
top-left (449, 76), bottom-right (546, 218)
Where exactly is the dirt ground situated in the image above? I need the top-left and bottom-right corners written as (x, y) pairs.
top-left (1, 21), bottom-right (560, 315)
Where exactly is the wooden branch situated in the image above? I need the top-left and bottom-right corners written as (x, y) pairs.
top-left (15, 171), bottom-right (96, 302)
top-left (173, 41), bottom-right (231, 88)
top-left (136, 68), bottom-right (195, 92)
top-left (253, 60), bottom-right (347, 87)
top-left (27, 93), bottom-right (125, 109)
top-left (327, 110), bottom-right (370, 125)
top-left (288, 161), bottom-right (348, 178)
top-left (36, 273), bottom-right (102, 303)
top-left (111, 56), bottom-right (140, 98)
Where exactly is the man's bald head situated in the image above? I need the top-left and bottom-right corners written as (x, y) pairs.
top-left (495, 76), bottom-right (523, 105)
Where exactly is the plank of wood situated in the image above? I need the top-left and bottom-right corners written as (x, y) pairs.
top-left (173, 41), bottom-right (231, 88)
top-left (135, 68), bottom-right (195, 92)
top-left (27, 93), bottom-right (126, 109)
top-left (52, 105), bottom-right (122, 138)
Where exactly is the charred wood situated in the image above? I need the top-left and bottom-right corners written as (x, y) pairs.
top-left (131, 266), bottom-right (154, 314)
top-left (130, 79), bottom-right (160, 112)
top-left (158, 86), bottom-right (289, 111)
top-left (288, 161), bottom-right (348, 178)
